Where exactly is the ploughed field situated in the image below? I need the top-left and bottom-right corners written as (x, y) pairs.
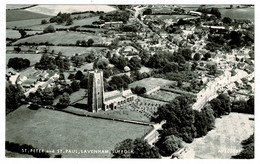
top-left (6, 105), bottom-right (151, 158)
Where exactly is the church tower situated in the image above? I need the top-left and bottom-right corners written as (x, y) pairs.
top-left (88, 69), bottom-right (104, 112)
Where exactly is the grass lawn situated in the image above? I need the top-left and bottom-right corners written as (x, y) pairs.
top-left (146, 90), bottom-right (180, 102)
top-left (186, 113), bottom-right (254, 159)
top-left (6, 53), bottom-right (42, 66)
top-left (6, 105), bottom-right (151, 158)
top-left (129, 77), bottom-right (175, 91)
top-left (87, 106), bottom-right (151, 123)
top-left (13, 31), bottom-right (107, 46)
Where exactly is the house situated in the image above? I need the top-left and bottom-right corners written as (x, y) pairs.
top-left (100, 21), bottom-right (123, 29)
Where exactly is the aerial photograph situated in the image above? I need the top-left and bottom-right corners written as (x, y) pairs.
top-left (5, 4), bottom-right (254, 159)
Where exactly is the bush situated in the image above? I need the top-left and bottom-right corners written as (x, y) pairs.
top-left (41, 19), bottom-right (48, 24)
top-left (43, 25), bottom-right (56, 33)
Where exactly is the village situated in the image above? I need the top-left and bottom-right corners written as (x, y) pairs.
top-left (6, 4), bottom-right (254, 159)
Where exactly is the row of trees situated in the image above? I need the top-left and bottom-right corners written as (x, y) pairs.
top-left (75, 39), bottom-right (94, 47)
top-left (7, 57), bottom-right (30, 70)
top-left (99, 11), bottom-right (130, 23)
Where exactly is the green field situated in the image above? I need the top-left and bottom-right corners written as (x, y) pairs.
top-left (13, 31), bottom-right (108, 46)
top-left (6, 53), bottom-right (42, 66)
top-left (6, 9), bottom-right (50, 22)
top-left (6, 105), bottom-right (151, 158)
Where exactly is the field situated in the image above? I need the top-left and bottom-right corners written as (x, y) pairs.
top-left (6, 29), bottom-right (42, 39)
top-left (25, 5), bottom-right (117, 16)
top-left (48, 46), bottom-right (107, 57)
top-left (25, 16), bottom-right (100, 31)
top-left (6, 18), bottom-right (50, 29)
top-left (6, 10), bottom-right (50, 22)
top-left (6, 4), bottom-right (34, 10)
top-left (6, 105), bottom-right (151, 158)
top-left (219, 8), bottom-right (254, 20)
top-left (186, 113), bottom-right (254, 159)
top-left (6, 53), bottom-right (42, 66)
top-left (13, 31), bottom-right (109, 46)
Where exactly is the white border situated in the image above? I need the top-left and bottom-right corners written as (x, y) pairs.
top-left (1, 0), bottom-right (259, 164)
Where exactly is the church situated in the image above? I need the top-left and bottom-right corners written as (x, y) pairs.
top-left (87, 69), bottom-right (137, 112)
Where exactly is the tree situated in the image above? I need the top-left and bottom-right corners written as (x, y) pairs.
top-left (132, 138), bottom-right (160, 158)
top-left (210, 8), bottom-right (221, 18)
top-left (68, 73), bottom-right (75, 79)
top-left (7, 57), bottom-right (30, 70)
top-left (203, 52), bottom-right (211, 61)
top-left (180, 48), bottom-right (192, 61)
top-left (41, 19), bottom-right (48, 24)
top-left (87, 39), bottom-right (94, 46)
top-left (112, 139), bottom-right (134, 158)
top-left (131, 86), bottom-right (146, 95)
top-left (160, 135), bottom-right (183, 156)
top-left (143, 8), bottom-right (152, 15)
top-left (193, 53), bottom-right (201, 61)
top-left (14, 47), bottom-right (21, 53)
top-left (194, 110), bottom-right (208, 137)
top-left (19, 29), bottom-right (27, 38)
top-left (57, 92), bottom-right (70, 108)
top-left (223, 17), bottom-right (232, 24)
top-left (65, 17), bottom-right (73, 26)
top-left (6, 83), bottom-right (25, 113)
top-left (75, 70), bottom-right (83, 80)
top-left (201, 104), bottom-right (215, 130)
top-left (129, 56), bottom-right (142, 70)
top-left (71, 80), bottom-right (80, 92)
top-left (41, 88), bottom-right (54, 105)
top-left (43, 25), bottom-right (56, 33)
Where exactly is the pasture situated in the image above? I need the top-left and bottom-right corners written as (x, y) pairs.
top-left (6, 9), bottom-right (50, 22)
top-left (25, 16), bottom-right (100, 31)
top-left (48, 46), bottom-right (105, 57)
top-left (6, 18), bottom-right (50, 29)
top-left (6, 105), bottom-right (151, 158)
top-left (6, 30), bottom-right (42, 39)
top-left (6, 53), bottom-right (42, 66)
top-left (13, 31), bottom-right (109, 46)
